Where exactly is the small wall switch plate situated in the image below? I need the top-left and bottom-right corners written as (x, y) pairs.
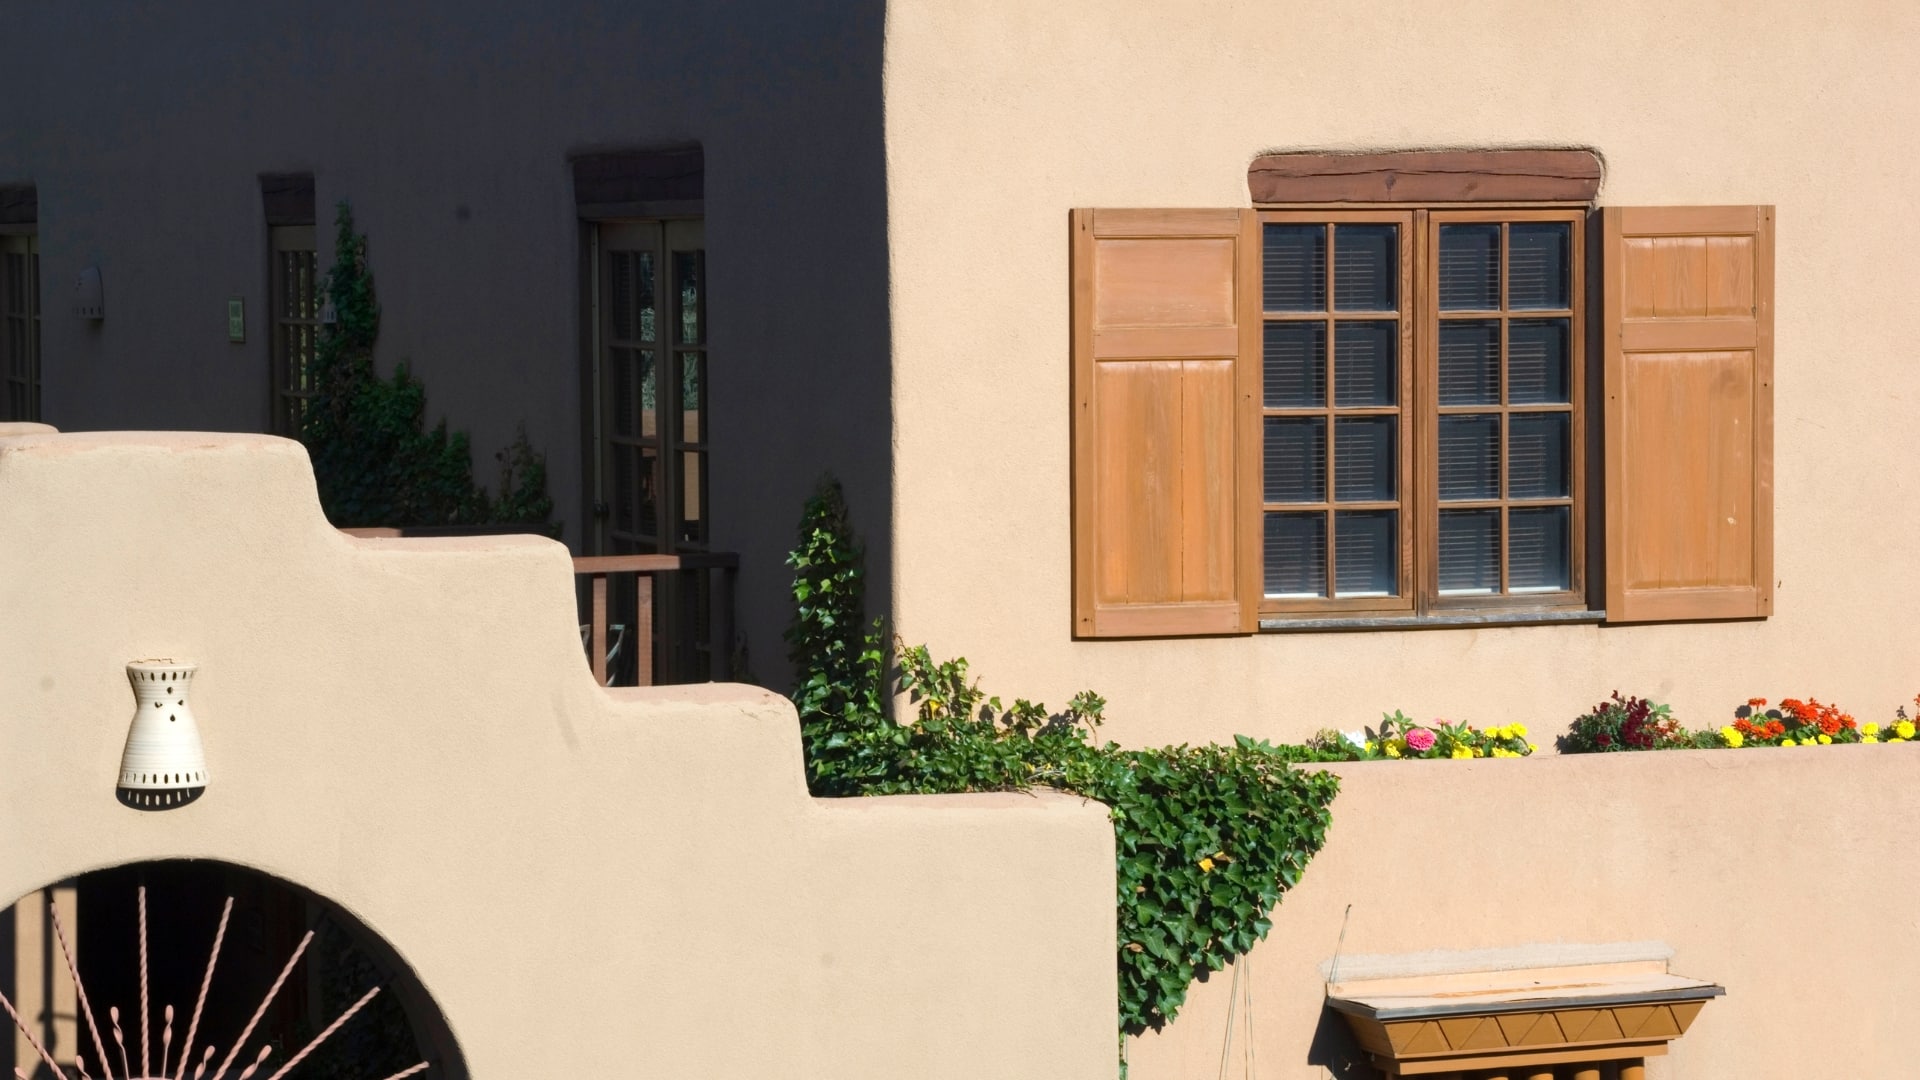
top-left (227, 297), bottom-right (245, 342)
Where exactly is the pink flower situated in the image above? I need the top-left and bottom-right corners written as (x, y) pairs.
top-left (1404, 727), bottom-right (1436, 753)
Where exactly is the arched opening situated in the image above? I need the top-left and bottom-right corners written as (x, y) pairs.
top-left (1, 861), bottom-right (465, 1080)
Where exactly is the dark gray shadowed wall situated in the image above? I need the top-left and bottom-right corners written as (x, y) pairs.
top-left (0, 1), bottom-right (892, 690)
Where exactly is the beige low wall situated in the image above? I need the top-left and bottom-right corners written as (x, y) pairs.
top-left (0, 432), bottom-right (1116, 1080)
top-left (1130, 746), bottom-right (1920, 1079)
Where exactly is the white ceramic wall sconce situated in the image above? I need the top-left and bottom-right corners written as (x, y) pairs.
top-left (116, 659), bottom-right (208, 810)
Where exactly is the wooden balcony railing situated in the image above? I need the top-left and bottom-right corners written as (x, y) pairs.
top-left (571, 552), bottom-right (738, 686)
top-left (339, 527), bottom-right (737, 687)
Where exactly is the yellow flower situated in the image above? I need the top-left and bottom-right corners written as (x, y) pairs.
top-left (1365, 740), bottom-right (1380, 754)
top-left (1781, 737), bottom-right (1796, 747)
top-left (1451, 747), bottom-right (1473, 759)
top-left (1492, 724), bottom-right (1510, 740)
top-left (1527, 743), bottom-right (1540, 754)
top-left (1892, 735), bottom-right (1909, 743)
top-left (1817, 734), bottom-right (1833, 745)
top-left (1384, 739), bottom-right (1404, 758)
top-left (1864, 734), bottom-right (1880, 744)
top-left (1720, 726), bottom-right (1744, 748)
top-left (1198, 857), bottom-right (1215, 873)
top-left (1513, 722), bottom-right (1529, 738)
top-left (1897, 720), bottom-right (1916, 740)
top-left (1863, 722), bottom-right (1881, 737)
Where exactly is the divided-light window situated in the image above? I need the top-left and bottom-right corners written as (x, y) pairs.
top-left (1258, 209), bottom-right (1585, 616)
top-left (1069, 156), bottom-right (1772, 639)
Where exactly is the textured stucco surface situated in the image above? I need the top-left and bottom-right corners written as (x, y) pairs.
top-left (1125, 746), bottom-right (1920, 1079)
top-left (0, 432), bottom-right (1114, 1080)
top-left (881, 0), bottom-right (1920, 745)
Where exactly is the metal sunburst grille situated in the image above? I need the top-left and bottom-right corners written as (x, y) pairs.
top-left (1, 887), bottom-right (427, 1080)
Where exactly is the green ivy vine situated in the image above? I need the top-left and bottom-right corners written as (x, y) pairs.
top-left (785, 477), bottom-right (1340, 1039)
top-left (301, 201), bottom-right (554, 533)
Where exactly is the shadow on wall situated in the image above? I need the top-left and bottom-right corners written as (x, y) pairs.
top-left (5, 861), bottom-right (465, 1080)
top-left (1306, 1004), bottom-right (1379, 1080)
top-left (0, 0), bottom-right (898, 697)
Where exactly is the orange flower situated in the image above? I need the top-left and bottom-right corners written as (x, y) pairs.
top-left (1748, 697), bottom-right (1769, 707)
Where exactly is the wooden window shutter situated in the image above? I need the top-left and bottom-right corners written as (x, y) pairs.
top-left (1072, 209), bottom-right (1259, 637)
top-left (1602, 206), bottom-right (1774, 622)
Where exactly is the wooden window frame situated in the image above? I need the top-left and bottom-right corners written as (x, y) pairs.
top-left (268, 225), bottom-right (319, 437)
top-left (1258, 204), bottom-right (1589, 622)
top-left (1421, 207), bottom-right (1588, 616)
top-left (0, 230), bottom-right (41, 424)
top-left (1257, 209), bottom-right (1416, 616)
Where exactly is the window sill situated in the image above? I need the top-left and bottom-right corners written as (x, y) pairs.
top-left (1259, 609), bottom-right (1604, 633)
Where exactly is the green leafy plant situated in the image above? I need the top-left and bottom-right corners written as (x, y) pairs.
top-left (783, 477), bottom-right (1339, 1036)
top-left (301, 201), bottom-right (555, 533)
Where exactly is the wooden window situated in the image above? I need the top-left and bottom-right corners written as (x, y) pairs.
top-left (263, 174), bottom-right (317, 437)
top-left (1424, 209), bottom-right (1587, 612)
top-left (0, 231), bottom-right (41, 423)
top-left (1071, 194), bottom-right (1772, 634)
top-left (1258, 211), bottom-right (1415, 613)
top-left (1252, 208), bottom-right (1584, 618)
top-left (593, 218), bottom-right (707, 557)
top-left (269, 225), bottom-right (320, 436)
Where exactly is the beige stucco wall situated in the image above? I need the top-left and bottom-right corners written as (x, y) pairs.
top-left (0, 432), bottom-right (1114, 1080)
top-left (881, 0), bottom-right (1920, 745)
top-left (1124, 746), bottom-right (1920, 1079)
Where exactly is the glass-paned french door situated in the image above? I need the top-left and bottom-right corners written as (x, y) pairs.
top-left (269, 226), bottom-right (319, 436)
top-left (592, 218), bottom-right (711, 679)
top-left (0, 232), bottom-right (42, 423)
top-left (595, 218), bottom-right (707, 555)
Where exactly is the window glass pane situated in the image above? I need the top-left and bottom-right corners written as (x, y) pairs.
top-left (1333, 225), bottom-right (1396, 311)
top-left (1508, 413), bottom-right (1570, 499)
top-left (638, 351), bottom-right (658, 438)
top-left (1438, 414), bottom-right (1500, 501)
top-left (610, 253), bottom-right (635, 340)
top-left (613, 444), bottom-right (636, 533)
top-left (679, 449), bottom-right (706, 545)
top-left (1508, 222), bottom-right (1570, 310)
top-left (1334, 416), bottom-right (1395, 502)
top-left (1263, 322), bottom-right (1325, 408)
top-left (1438, 509), bottom-right (1500, 594)
top-left (1510, 506), bottom-right (1571, 592)
top-left (1264, 417), bottom-right (1326, 503)
top-left (1334, 510), bottom-right (1396, 597)
top-left (612, 347), bottom-right (635, 437)
top-left (681, 353), bottom-right (704, 443)
top-left (674, 250), bottom-right (703, 345)
top-left (1263, 225), bottom-right (1326, 312)
top-left (1264, 512), bottom-right (1327, 598)
top-left (638, 252), bottom-right (657, 342)
top-left (1438, 224), bottom-right (1500, 310)
top-left (638, 446), bottom-right (660, 537)
top-left (1508, 319), bottom-right (1570, 404)
top-left (1333, 320), bottom-right (1396, 407)
top-left (1438, 319), bottom-right (1500, 405)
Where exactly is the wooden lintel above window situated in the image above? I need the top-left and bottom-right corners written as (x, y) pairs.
top-left (1248, 150), bottom-right (1602, 205)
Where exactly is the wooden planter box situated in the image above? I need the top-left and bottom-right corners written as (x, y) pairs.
top-left (1326, 947), bottom-right (1720, 1078)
